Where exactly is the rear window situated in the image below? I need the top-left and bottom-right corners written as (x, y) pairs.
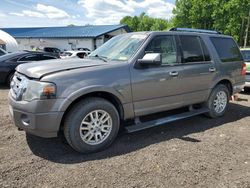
top-left (210, 37), bottom-right (243, 62)
top-left (179, 35), bottom-right (210, 63)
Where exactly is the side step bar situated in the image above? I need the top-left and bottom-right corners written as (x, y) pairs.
top-left (125, 108), bottom-right (209, 133)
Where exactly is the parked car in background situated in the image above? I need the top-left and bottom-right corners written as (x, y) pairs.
top-left (43, 47), bottom-right (61, 58)
top-left (60, 50), bottom-right (91, 59)
top-left (0, 48), bottom-right (7, 56)
top-left (77, 48), bottom-right (91, 52)
top-left (240, 48), bottom-right (250, 90)
top-left (0, 51), bottom-right (58, 86)
top-left (9, 29), bottom-right (245, 153)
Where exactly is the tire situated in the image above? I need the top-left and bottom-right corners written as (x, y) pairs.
top-left (7, 73), bottom-right (14, 87)
top-left (63, 97), bottom-right (120, 153)
top-left (205, 84), bottom-right (230, 118)
top-left (244, 87), bottom-right (250, 93)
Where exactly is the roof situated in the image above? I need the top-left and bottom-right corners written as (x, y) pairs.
top-left (240, 48), bottom-right (250, 51)
top-left (1, 25), bottom-right (130, 39)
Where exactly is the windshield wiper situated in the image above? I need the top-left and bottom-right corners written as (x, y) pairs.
top-left (93, 54), bottom-right (108, 62)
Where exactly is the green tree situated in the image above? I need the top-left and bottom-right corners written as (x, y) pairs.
top-left (172, 0), bottom-right (250, 46)
top-left (120, 12), bottom-right (171, 32)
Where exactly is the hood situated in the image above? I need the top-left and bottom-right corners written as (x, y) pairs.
top-left (16, 58), bottom-right (108, 79)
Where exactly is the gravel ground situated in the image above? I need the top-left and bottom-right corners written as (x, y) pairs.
top-left (0, 87), bottom-right (250, 188)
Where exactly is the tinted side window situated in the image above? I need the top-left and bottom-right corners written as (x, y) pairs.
top-left (179, 35), bottom-right (206, 63)
top-left (40, 55), bottom-right (56, 60)
top-left (0, 50), bottom-right (5, 56)
top-left (18, 55), bottom-right (41, 61)
top-left (76, 53), bottom-right (86, 59)
top-left (145, 36), bottom-right (177, 65)
top-left (210, 37), bottom-right (243, 62)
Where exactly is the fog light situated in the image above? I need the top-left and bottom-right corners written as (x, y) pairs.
top-left (21, 114), bottom-right (30, 126)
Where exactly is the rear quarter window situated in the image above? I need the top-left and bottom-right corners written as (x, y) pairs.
top-left (210, 37), bottom-right (243, 62)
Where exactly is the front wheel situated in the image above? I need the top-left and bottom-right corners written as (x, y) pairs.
top-left (7, 73), bottom-right (14, 87)
top-left (205, 84), bottom-right (230, 118)
top-left (63, 97), bottom-right (120, 153)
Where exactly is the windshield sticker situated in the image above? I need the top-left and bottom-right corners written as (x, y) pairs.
top-left (131, 35), bottom-right (146, 39)
top-left (118, 56), bottom-right (128, 60)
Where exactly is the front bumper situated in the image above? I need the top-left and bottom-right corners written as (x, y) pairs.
top-left (8, 93), bottom-right (64, 138)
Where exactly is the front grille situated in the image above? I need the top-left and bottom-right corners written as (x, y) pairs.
top-left (10, 73), bottom-right (28, 101)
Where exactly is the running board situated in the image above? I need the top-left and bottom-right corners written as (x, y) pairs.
top-left (125, 108), bottom-right (209, 133)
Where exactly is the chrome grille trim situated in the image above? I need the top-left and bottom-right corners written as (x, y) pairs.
top-left (10, 73), bottom-right (28, 101)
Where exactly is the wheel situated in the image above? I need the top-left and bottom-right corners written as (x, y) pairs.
top-left (63, 97), bottom-right (120, 153)
top-left (205, 84), bottom-right (230, 118)
top-left (244, 87), bottom-right (250, 93)
top-left (7, 73), bottom-right (14, 87)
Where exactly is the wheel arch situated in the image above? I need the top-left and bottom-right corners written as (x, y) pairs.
top-left (212, 79), bottom-right (233, 96)
top-left (59, 91), bottom-right (125, 131)
top-left (5, 70), bottom-right (15, 85)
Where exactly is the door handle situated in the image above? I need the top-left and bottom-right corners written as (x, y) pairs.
top-left (209, 67), bottom-right (216, 72)
top-left (169, 71), bottom-right (179, 77)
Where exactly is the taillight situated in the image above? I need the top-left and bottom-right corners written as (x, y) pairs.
top-left (241, 63), bottom-right (246, 75)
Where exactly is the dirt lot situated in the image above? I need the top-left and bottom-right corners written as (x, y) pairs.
top-left (0, 87), bottom-right (250, 188)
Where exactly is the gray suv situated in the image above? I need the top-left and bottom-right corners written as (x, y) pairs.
top-left (9, 28), bottom-right (246, 153)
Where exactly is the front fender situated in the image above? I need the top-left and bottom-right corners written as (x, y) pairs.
top-left (57, 85), bottom-right (126, 112)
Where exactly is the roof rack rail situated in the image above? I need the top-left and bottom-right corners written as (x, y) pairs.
top-left (169, 27), bottom-right (221, 34)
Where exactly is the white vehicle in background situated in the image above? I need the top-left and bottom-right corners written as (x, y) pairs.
top-left (0, 48), bottom-right (7, 56)
top-left (60, 50), bottom-right (91, 59)
top-left (0, 30), bottom-right (18, 53)
top-left (240, 48), bottom-right (250, 91)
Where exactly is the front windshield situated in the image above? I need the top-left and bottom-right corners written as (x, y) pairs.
top-left (241, 50), bottom-right (250, 62)
top-left (89, 34), bottom-right (147, 61)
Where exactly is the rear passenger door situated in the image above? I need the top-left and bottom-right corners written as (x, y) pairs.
top-left (178, 35), bottom-right (217, 105)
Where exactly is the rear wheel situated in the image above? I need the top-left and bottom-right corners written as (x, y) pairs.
top-left (244, 87), bottom-right (250, 93)
top-left (205, 84), bottom-right (230, 118)
top-left (63, 97), bottom-right (120, 153)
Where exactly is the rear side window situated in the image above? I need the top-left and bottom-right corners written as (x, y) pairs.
top-left (40, 55), bottom-right (56, 60)
top-left (210, 37), bottom-right (243, 62)
top-left (179, 35), bottom-right (210, 63)
top-left (18, 54), bottom-right (41, 62)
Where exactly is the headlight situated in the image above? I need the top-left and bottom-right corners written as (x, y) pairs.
top-left (22, 80), bottom-right (56, 101)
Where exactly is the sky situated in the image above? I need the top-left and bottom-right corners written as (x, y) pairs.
top-left (0, 0), bottom-right (176, 28)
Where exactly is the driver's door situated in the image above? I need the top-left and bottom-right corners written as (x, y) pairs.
top-left (130, 35), bottom-right (185, 117)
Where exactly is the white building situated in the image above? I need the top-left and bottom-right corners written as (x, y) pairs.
top-left (0, 29), bottom-right (18, 52)
top-left (2, 25), bottom-right (130, 51)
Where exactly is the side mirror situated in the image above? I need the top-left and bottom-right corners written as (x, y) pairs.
top-left (137, 53), bottom-right (162, 66)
